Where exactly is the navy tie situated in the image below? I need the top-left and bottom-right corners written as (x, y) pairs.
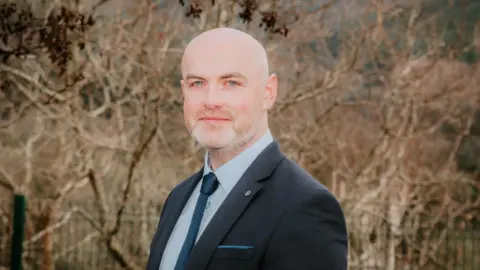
top-left (174, 172), bottom-right (219, 270)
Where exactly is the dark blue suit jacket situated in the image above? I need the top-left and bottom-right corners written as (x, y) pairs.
top-left (146, 141), bottom-right (348, 270)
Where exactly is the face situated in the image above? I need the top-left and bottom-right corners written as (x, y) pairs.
top-left (181, 41), bottom-right (276, 151)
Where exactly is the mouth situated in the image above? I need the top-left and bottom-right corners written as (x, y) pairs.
top-left (199, 117), bottom-right (230, 123)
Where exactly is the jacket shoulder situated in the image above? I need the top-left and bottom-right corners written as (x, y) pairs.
top-left (275, 157), bottom-right (330, 192)
top-left (267, 157), bottom-right (340, 212)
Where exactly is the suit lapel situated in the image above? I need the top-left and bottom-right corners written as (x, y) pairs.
top-left (148, 169), bottom-right (204, 270)
top-left (185, 141), bottom-right (285, 270)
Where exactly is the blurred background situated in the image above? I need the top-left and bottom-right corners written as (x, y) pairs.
top-left (0, 0), bottom-right (479, 269)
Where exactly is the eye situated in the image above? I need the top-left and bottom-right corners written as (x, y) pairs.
top-left (189, 81), bottom-right (205, 88)
top-left (225, 81), bottom-right (241, 87)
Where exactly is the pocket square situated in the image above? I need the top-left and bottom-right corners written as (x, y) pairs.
top-left (213, 245), bottom-right (255, 261)
top-left (218, 245), bottom-right (254, 249)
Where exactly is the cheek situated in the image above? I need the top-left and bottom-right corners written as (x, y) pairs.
top-left (228, 92), bottom-right (259, 115)
top-left (228, 100), bottom-right (251, 117)
top-left (183, 99), bottom-right (199, 119)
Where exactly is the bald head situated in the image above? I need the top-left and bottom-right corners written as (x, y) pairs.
top-left (181, 27), bottom-right (270, 84)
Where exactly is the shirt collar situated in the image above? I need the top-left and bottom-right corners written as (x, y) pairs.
top-left (203, 129), bottom-right (274, 194)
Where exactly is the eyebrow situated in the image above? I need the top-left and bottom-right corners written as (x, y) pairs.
top-left (219, 72), bottom-right (247, 80)
top-left (185, 72), bottom-right (247, 80)
top-left (185, 74), bottom-right (205, 80)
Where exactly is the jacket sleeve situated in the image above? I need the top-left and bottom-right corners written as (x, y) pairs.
top-left (262, 189), bottom-right (348, 270)
top-left (149, 191), bottom-right (172, 251)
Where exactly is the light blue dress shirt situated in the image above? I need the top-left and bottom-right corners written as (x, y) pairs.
top-left (159, 130), bottom-right (274, 270)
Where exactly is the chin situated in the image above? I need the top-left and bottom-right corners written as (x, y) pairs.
top-left (192, 130), bottom-right (237, 150)
top-left (200, 142), bottom-right (231, 150)
top-left (197, 136), bottom-right (236, 149)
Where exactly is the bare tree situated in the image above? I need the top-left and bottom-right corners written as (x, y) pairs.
top-left (270, 1), bottom-right (480, 269)
top-left (1, 0), bottom-right (479, 269)
top-left (0, 0), bottom-right (189, 268)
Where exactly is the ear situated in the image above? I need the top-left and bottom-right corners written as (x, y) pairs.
top-left (263, 73), bottom-right (278, 110)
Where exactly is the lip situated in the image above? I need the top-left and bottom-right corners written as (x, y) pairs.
top-left (199, 117), bottom-right (230, 122)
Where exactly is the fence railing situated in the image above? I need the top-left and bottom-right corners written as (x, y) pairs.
top-left (1, 194), bottom-right (479, 270)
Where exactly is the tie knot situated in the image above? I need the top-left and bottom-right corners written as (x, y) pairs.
top-left (201, 173), bottom-right (219, 196)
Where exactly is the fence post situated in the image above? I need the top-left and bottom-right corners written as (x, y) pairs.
top-left (10, 194), bottom-right (26, 270)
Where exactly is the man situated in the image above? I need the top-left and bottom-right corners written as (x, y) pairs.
top-left (146, 27), bottom-right (348, 270)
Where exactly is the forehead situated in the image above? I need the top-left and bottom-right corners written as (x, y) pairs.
top-left (182, 45), bottom-right (255, 79)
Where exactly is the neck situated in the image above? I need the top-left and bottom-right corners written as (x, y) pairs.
top-left (208, 126), bottom-right (267, 170)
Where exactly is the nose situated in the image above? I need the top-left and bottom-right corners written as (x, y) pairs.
top-left (204, 84), bottom-right (223, 109)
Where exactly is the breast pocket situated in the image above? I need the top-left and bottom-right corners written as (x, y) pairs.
top-left (212, 245), bottom-right (255, 261)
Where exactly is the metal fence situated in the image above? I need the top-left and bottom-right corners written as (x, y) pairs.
top-left (1, 195), bottom-right (479, 270)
